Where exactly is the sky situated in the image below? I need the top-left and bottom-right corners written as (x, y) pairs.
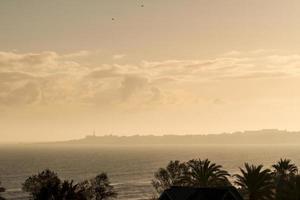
top-left (1, 0), bottom-right (300, 142)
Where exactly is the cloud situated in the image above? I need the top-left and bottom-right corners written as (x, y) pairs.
top-left (1, 50), bottom-right (300, 109)
top-left (119, 75), bottom-right (148, 100)
top-left (0, 51), bottom-right (83, 76)
top-left (141, 50), bottom-right (300, 82)
top-left (1, 81), bottom-right (40, 105)
top-left (62, 50), bottom-right (90, 58)
top-left (113, 54), bottom-right (126, 60)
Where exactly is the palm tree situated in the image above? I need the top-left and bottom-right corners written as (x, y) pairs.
top-left (151, 160), bottom-right (188, 193)
top-left (272, 159), bottom-right (298, 200)
top-left (272, 158), bottom-right (298, 177)
top-left (184, 159), bottom-right (230, 187)
top-left (234, 163), bottom-right (274, 200)
top-left (280, 174), bottom-right (300, 200)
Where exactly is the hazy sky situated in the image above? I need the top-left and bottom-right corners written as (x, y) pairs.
top-left (1, 0), bottom-right (300, 142)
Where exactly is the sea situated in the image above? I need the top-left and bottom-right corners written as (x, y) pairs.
top-left (1, 144), bottom-right (300, 199)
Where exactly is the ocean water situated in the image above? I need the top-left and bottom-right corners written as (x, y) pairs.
top-left (1, 144), bottom-right (300, 199)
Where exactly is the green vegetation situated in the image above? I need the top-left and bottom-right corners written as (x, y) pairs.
top-left (152, 160), bottom-right (188, 193)
top-left (234, 163), bottom-right (274, 200)
top-left (1, 158), bottom-right (300, 199)
top-left (271, 159), bottom-right (300, 200)
top-left (185, 159), bottom-right (230, 187)
top-left (22, 169), bottom-right (117, 200)
top-left (152, 158), bottom-right (300, 200)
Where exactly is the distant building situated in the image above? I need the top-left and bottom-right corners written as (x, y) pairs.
top-left (84, 134), bottom-right (97, 139)
top-left (84, 130), bottom-right (97, 139)
top-left (159, 186), bottom-right (243, 200)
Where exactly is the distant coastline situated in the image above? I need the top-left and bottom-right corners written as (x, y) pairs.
top-left (51, 129), bottom-right (300, 145)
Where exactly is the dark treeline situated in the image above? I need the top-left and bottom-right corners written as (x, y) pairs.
top-left (151, 158), bottom-right (300, 200)
top-left (63, 130), bottom-right (300, 145)
top-left (1, 158), bottom-right (300, 200)
top-left (0, 170), bottom-right (117, 200)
